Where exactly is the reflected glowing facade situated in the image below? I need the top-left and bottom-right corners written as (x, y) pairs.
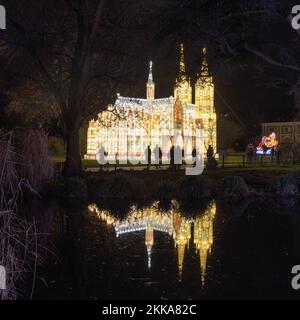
top-left (88, 201), bottom-right (216, 285)
top-left (85, 45), bottom-right (217, 161)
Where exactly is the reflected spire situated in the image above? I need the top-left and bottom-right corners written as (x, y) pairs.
top-left (146, 244), bottom-right (152, 269)
top-left (89, 201), bottom-right (216, 287)
top-left (175, 220), bottom-right (191, 280)
top-left (194, 202), bottom-right (216, 286)
top-left (177, 242), bottom-right (186, 279)
top-left (200, 247), bottom-right (208, 286)
top-left (145, 224), bottom-right (154, 270)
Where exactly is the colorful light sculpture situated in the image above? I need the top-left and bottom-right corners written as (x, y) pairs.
top-left (85, 45), bottom-right (217, 162)
top-left (256, 132), bottom-right (279, 155)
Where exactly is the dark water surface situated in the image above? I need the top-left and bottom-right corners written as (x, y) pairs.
top-left (26, 198), bottom-right (300, 300)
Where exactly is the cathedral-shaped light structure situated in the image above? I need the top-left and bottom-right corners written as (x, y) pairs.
top-left (88, 201), bottom-right (216, 284)
top-left (85, 44), bottom-right (217, 162)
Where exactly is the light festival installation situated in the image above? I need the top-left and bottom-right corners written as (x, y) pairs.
top-left (85, 45), bottom-right (217, 164)
top-left (256, 132), bottom-right (279, 155)
top-left (88, 201), bottom-right (216, 285)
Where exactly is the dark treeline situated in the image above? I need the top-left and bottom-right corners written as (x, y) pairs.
top-left (0, 0), bottom-right (298, 176)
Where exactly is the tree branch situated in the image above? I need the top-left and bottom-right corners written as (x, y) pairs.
top-left (244, 42), bottom-right (300, 73)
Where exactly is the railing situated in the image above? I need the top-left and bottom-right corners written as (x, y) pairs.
top-left (53, 152), bottom-right (300, 173)
top-left (218, 153), bottom-right (298, 168)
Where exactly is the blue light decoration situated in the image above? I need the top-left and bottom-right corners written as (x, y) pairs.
top-left (256, 132), bottom-right (279, 155)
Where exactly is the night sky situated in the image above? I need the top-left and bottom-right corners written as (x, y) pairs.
top-left (111, 1), bottom-right (299, 137)
top-left (0, 0), bottom-right (299, 140)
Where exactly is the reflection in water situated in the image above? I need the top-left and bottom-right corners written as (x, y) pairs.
top-left (30, 198), bottom-right (300, 300)
top-left (88, 201), bottom-right (216, 286)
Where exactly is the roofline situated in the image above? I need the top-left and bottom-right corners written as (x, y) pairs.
top-left (261, 121), bottom-right (300, 125)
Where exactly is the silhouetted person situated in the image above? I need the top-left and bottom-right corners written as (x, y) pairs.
top-left (175, 145), bottom-right (182, 171)
top-left (147, 145), bottom-right (151, 170)
top-left (207, 145), bottom-right (217, 169)
top-left (207, 145), bottom-right (213, 159)
top-left (115, 152), bottom-right (118, 171)
top-left (97, 146), bottom-right (107, 169)
top-left (246, 144), bottom-right (255, 163)
top-left (154, 144), bottom-right (160, 169)
top-left (104, 150), bottom-right (109, 169)
top-left (159, 147), bottom-right (162, 168)
top-left (170, 145), bottom-right (175, 170)
top-left (192, 147), bottom-right (197, 167)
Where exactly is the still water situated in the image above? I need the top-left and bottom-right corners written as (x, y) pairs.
top-left (28, 199), bottom-right (300, 300)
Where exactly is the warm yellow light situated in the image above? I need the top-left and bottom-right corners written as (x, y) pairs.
top-left (85, 45), bottom-right (217, 161)
top-left (88, 201), bottom-right (216, 285)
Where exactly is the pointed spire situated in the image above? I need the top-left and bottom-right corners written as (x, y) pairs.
top-left (148, 61), bottom-right (153, 83)
top-left (179, 43), bottom-right (186, 76)
top-left (200, 47), bottom-right (209, 77)
top-left (146, 61), bottom-right (155, 100)
top-left (174, 43), bottom-right (192, 103)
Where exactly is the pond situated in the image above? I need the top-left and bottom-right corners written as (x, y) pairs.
top-left (22, 198), bottom-right (300, 300)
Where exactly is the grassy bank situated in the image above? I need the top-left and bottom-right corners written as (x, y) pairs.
top-left (48, 155), bottom-right (300, 201)
top-left (42, 164), bottom-right (300, 205)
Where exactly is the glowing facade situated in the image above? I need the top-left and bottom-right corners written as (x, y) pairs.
top-left (262, 121), bottom-right (300, 146)
top-left (85, 45), bottom-right (217, 162)
top-left (89, 201), bottom-right (216, 285)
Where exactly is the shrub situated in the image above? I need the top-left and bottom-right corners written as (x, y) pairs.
top-left (179, 198), bottom-right (213, 218)
top-left (21, 129), bottom-right (54, 191)
top-left (104, 174), bottom-right (146, 199)
top-left (42, 177), bottom-right (87, 200)
top-left (63, 177), bottom-right (87, 199)
top-left (0, 130), bottom-right (45, 299)
top-left (152, 180), bottom-right (176, 200)
top-left (85, 175), bottom-right (108, 198)
top-left (221, 198), bottom-right (250, 216)
top-left (222, 176), bottom-right (249, 197)
top-left (274, 173), bottom-right (300, 196)
top-left (41, 179), bottom-right (65, 198)
top-left (177, 176), bottom-right (211, 200)
top-left (49, 136), bottom-right (66, 157)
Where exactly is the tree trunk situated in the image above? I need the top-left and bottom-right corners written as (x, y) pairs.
top-left (63, 127), bottom-right (82, 177)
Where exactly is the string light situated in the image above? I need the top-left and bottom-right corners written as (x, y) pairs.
top-left (85, 45), bottom-right (217, 162)
top-left (88, 201), bottom-right (216, 285)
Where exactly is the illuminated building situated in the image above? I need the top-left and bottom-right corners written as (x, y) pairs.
top-left (262, 121), bottom-right (300, 146)
top-left (88, 201), bottom-right (216, 284)
top-left (85, 45), bottom-right (217, 162)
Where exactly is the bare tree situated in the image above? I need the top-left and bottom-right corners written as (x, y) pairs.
top-left (0, 0), bottom-right (156, 176)
top-left (155, 0), bottom-right (299, 124)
